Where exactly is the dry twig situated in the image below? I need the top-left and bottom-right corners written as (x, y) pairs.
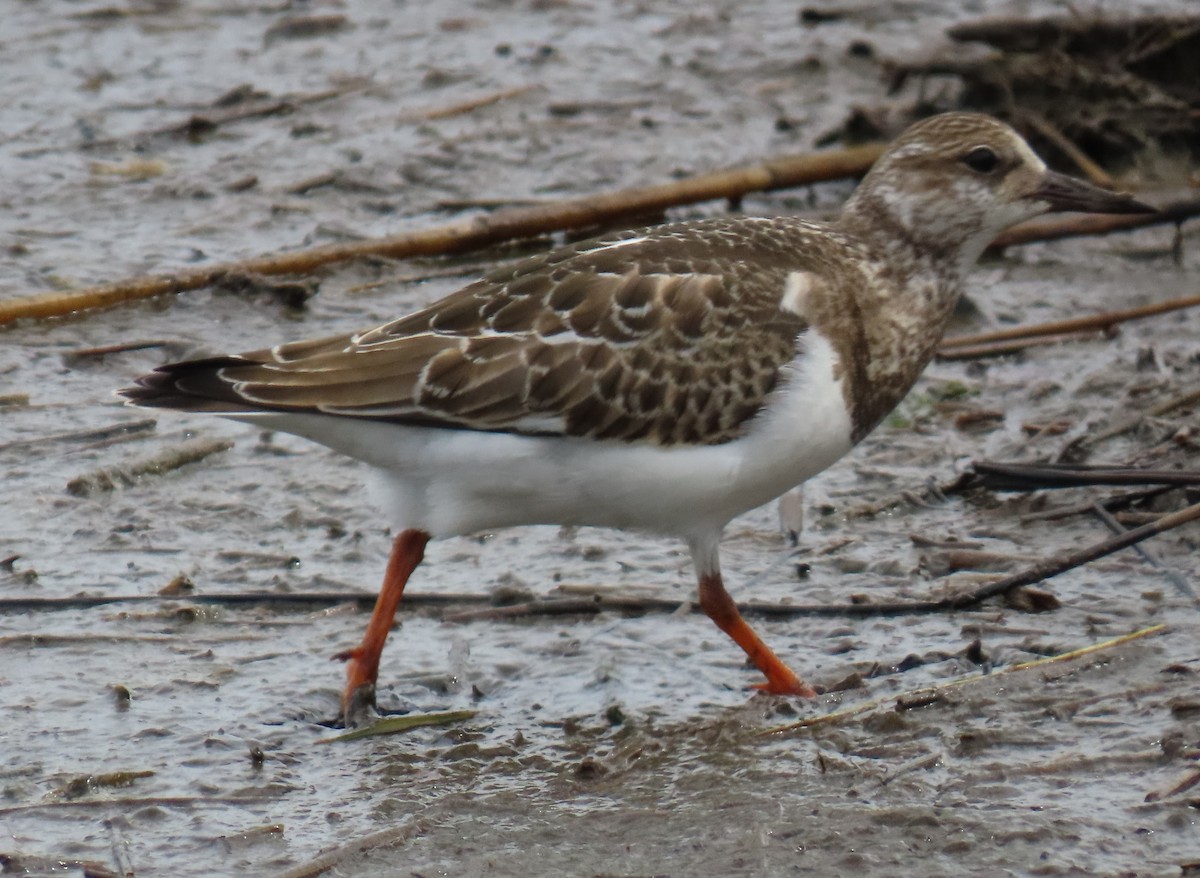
top-left (9, 484), bottom-right (1198, 620)
top-left (1150, 388), bottom-right (1200, 417)
top-left (1145, 767), bottom-right (1200, 802)
top-left (988, 196), bottom-right (1200, 250)
top-left (317, 709), bottom-right (477, 744)
top-left (1017, 487), bottom-right (1172, 524)
top-left (944, 500), bottom-right (1200, 610)
top-left (1018, 111), bottom-right (1114, 187)
top-left (763, 623), bottom-right (1167, 733)
top-left (0, 794), bottom-right (278, 817)
top-left (877, 752), bottom-right (944, 786)
top-left (7, 159), bottom-right (1194, 329)
top-left (66, 437), bottom-right (233, 496)
top-left (962, 750), bottom-right (1186, 784)
top-left (12, 487), bottom-right (1188, 620)
top-left (966, 461), bottom-right (1200, 491)
top-left (0, 592), bottom-right (484, 613)
top-left (970, 461), bottom-right (1198, 490)
top-left (60, 339), bottom-right (172, 362)
top-left (1090, 501), bottom-right (1194, 599)
top-left (939, 291), bottom-right (1200, 353)
top-left (411, 84), bottom-right (538, 121)
top-left (134, 80), bottom-right (371, 144)
top-left (268, 816), bottom-right (432, 878)
top-left (936, 330), bottom-right (1107, 361)
top-left (0, 418), bottom-right (157, 453)
top-left (0, 142), bottom-right (884, 327)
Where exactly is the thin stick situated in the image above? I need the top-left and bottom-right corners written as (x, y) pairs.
top-left (0, 853), bottom-right (118, 878)
top-left (1150, 387), bottom-right (1200, 417)
top-left (1017, 487), bottom-right (1172, 524)
top-left (65, 438), bottom-right (233, 496)
top-left (987, 195), bottom-right (1200, 250)
top-left (1090, 501), bottom-right (1195, 599)
top-left (269, 817), bottom-right (431, 878)
top-left (11, 82), bottom-right (371, 160)
top-left (1018, 112), bottom-right (1114, 187)
top-left (285, 171), bottom-right (340, 196)
top-left (0, 418), bottom-right (158, 453)
top-left (936, 330), bottom-right (1103, 360)
top-left (877, 752), bottom-right (943, 786)
top-left (0, 591), bottom-right (495, 612)
top-left (61, 340), bottom-right (172, 361)
top-left (945, 15), bottom-right (1200, 49)
top-left (0, 143), bottom-right (884, 327)
top-left (940, 292), bottom-right (1200, 350)
top-left (1145, 767), bottom-right (1200, 802)
top-left (0, 588), bottom-right (1038, 619)
top-left (1082, 414), bottom-right (1144, 449)
top-left (0, 794), bottom-right (277, 817)
top-left (8, 498), bottom-right (1198, 621)
top-left (128, 81), bottom-right (372, 145)
top-left (947, 501), bottom-right (1200, 608)
top-left (9, 493), bottom-right (1198, 618)
top-left (106, 817), bottom-right (137, 878)
top-left (416, 84), bottom-right (538, 121)
top-left (317, 709), bottom-right (477, 744)
top-left (0, 634), bottom-right (176, 647)
top-left (762, 623), bottom-right (1167, 733)
top-left (442, 597), bottom-right (609, 623)
top-left (964, 750), bottom-right (1178, 783)
top-left (7, 166), bottom-right (1192, 329)
top-left (967, 461), bottom-right (1200, 491)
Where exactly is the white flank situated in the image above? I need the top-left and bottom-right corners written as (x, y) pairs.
top-left (232, 331), bottom-right (853, 542)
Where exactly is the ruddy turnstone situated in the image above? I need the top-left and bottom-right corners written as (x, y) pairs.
top-left (121, 113), bottom-right (1153, 721)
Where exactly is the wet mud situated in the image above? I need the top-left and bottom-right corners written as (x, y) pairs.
top-left (2, 1), bottom-right (1199, 876)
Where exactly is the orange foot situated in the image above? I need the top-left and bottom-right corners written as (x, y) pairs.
top-left (697, 568), bottom-right (820, 699)
top-left (751, 654), bottom-right (819, 697)
top-left (752, 677), bottom-right (819, 698)
top-left (335, 646), bottom-right (378, 725)
top-left (333, 529), bottom-right (430, 726)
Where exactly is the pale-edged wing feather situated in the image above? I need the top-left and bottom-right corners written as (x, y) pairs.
top-left (123, 218), bottom-right (818, 446)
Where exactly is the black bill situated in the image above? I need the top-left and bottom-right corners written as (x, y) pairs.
top-left (1033, 171), bottom-right (1157, 215)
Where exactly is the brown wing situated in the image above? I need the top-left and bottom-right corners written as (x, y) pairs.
top-left (123, 219), bottom-right (812, 446)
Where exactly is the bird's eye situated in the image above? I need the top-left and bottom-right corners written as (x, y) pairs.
top-left (961, 146), bottom-right (1000, 174)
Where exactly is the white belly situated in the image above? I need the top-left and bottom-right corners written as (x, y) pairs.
top-left (236, 333), bottom-right (854, 540)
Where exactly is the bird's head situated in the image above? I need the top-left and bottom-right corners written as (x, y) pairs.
top-left (840, 112), bottom-right (1156, 270)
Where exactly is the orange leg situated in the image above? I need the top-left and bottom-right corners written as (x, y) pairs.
top-left (336, 529), bottom-right (430, 721)
top-left (698, 569), bottom-right (817, 697)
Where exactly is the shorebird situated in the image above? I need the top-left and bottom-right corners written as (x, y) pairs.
top-left (122, 113), bottom-right (1153, 723)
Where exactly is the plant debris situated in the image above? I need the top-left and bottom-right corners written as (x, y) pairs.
top-left (826, 13), bottom-right (1200, 180)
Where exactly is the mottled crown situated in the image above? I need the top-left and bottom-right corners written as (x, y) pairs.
top-left (878, 112), bottom-right (1026, 162)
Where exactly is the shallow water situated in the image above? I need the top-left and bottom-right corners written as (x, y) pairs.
top-left (2, 1), bottom-right (1199, 876)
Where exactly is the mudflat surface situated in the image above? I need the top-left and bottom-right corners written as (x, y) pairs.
top-left (2, 1), bottom-right (1199, 876)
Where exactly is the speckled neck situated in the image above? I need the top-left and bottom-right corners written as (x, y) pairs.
top-left (827, 195), bottom-right (974, 442)
top-left (837, 187), bottom-right (979, 280)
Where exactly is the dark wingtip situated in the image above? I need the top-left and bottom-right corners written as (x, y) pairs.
top-left (117, 368), bottom-right (178, 406)
top-left (118, 356), bottom-right (255, 413)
